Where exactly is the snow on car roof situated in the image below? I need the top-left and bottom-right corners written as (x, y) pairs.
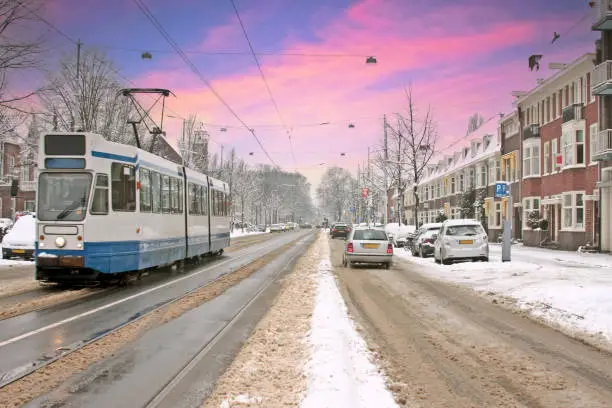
top-left (443, 218), bottom-right (482, 227)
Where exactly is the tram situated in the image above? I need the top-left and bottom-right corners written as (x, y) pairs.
top-left (35, 132), bottom-right (230, 284)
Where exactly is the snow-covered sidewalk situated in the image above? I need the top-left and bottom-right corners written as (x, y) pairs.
top-left (301, 248), bottom-right (398, 408)
top-left (396, 244), bottom-right (612, 347)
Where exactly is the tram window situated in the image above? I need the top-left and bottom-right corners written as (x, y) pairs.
top-left (188, 183), bottom-right (198, 215)
top-left (151, 172), bottom-right (161, 213)
top-left (139, 168), bottom-right (152, 212)
top-left (211, 190), bottom-right (216, 216)
top-left (170, 178), bottom-right (180, 213)
top-left (201, 186), bottom-right (208, 216)
top-left (111, 163), bottom-right (136, 212)
top-left (91, 174), bottom-right (109, 215)
top-left (178, 180), bottom-right (183, 213)
top-left (161, 175), bottom-right (170, 213)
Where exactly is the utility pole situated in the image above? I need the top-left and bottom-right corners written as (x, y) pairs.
top-left (383, 115), bottom-right (389, 224)
top-left (76, 39), bottom-right (82, 81)
top-left (396, 116), bottom-right (402, 226)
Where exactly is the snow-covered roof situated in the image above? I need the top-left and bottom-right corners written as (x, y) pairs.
top-left (418, 118), bottom-right (500, 186)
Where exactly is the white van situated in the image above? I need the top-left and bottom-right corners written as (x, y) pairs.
top-left (2, 214), bottom-right (36, 260)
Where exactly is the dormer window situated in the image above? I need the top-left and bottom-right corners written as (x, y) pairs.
top-left (463, 148), bottom-right (469, 158)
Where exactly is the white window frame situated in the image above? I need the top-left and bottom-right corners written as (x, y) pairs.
top-left (24, 200), bottom-right (35, 212)
top-left (551, 138), bottom-right (558, 173)
top-left (489, 201), bottom-right (502, 229)
top-left (561, 127), bottom-right (586, 168)
top-left (522, 140), bottom-right (541, 178)
top-left (590, 123), bottom-right (598, 165)
top-left (543, 141), bottom-right (549, 175)
top-left (561, 191), bottom-right (585, 231)
top-left (478, 164), bottom-right (487, 187)
top-left (522, 197), bottom-right (541, 230)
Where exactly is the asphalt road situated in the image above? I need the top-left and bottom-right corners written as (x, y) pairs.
top-left (330, 239), bottom-right (612, 407)
top-left (0, 230), bottom-right (310, 388)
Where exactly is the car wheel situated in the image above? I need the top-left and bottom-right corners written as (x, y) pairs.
top-left (419, 247), bottom-right (424, 258)
top-left (482, 257), bottom-right (489, 262)
top-left (347, 259), bottom-right (352, 268)
top-left (441, 249), bottom-right (451, 265)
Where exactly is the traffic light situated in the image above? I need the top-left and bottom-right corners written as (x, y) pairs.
top-left (10, 179), bottom-right (18, 197)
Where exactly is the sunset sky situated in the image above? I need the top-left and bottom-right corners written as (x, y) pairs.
top-left (16, 0), bottom-right (598, 188)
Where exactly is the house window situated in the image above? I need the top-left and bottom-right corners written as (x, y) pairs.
top-left (522, 142), bottom-right (540, 177)
top-left (551, 139), bottom-right (558, 172)
top-left (486, 199), bottom-right (501, 228)
top-left (543, 141), bottom-right (549, 175)
top-left (435, 183), bottom-right (440, 198)
top-left (479, 165), bottom-right (487, 187)
top-left (458, 174), bottom-right (464, 192)
top-left (522, 197), bottom-right (540, 230)
top-left (451, 177), bottom-right (455, 194)
top-left (576, 130), bottom-right (585, 164)
top-left (20, 166), bottom-right (30, 182)
top-left (590, 123), bottom-right (598, 164)
top-left (562, 192), bottom-right (585, 230)
top-left (469, 168), bottom-right (475, 188)
top-left (24, 200), bottom-right (35, 212)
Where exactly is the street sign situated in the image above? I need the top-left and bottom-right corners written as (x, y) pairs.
top-left (361, 187), bottom-right (369, 198)
top-left (494, 182), bottom-right (508, 198)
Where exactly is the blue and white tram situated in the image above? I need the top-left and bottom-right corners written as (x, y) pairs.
top-left (35, 132), bottom-right (231, 284)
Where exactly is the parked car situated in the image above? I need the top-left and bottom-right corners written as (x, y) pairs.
top-left (343, 226), bottom-right (393, 269)
top-left (270, 223), bottom-right (284, 232)
top-left (330, 223), bottom-right (351, 239)
top-left (0, 218), bottom-right (13, 242)
top-left (2, 214), bottom-right (36, 260)
top-left (433, 219), bottom-right (489, 264)
top-left (411, 229), bottom-right (438, 257)
top-left (408, 222), bottom-right (442, 252)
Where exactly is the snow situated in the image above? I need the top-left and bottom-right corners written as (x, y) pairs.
top-left (1, 215), bottom-right (35, 249)
top-left (395, 244), bottom-right (612, 344)
top-left (384, 223), bottom-right (415, 239)
top-left (301, 250), bottom-right (398, 408)
top-left (230, 229), bottom-right (268, 238)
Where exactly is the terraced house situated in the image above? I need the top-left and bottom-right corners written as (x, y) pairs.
top-left (404, 119), bottom-right (502, 241)
top-left (515, 53), bottom-right (599, 251)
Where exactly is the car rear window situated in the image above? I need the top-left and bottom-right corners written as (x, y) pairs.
top-left (335, 224), bottom-right (347, 229)
top-left (445, 225), bottom-right (484, 236)
top-left (353, 229), bottom-right (387, 240)
top-left (422, 229), bottom-right (439, 237)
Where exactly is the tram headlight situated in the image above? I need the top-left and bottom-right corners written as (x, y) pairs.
top-left (55, 237), bottom-right (66, 248)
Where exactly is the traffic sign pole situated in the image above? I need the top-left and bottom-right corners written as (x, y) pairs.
top-left (495, 182), bottom-right (512, 262)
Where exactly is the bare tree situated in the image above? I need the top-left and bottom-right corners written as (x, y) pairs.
top-left (39, 48), bottom-right (133, 143)
top-left (178, 114), bottom-right (209, 172)
top-left (467, 112), bottom-right (485, 134)
top-left (0, 0), bottom-right (44, 108)
top-left (382, 86), bottom-right (437, 227)
top-left (316, 166), bottom-right (357, 222)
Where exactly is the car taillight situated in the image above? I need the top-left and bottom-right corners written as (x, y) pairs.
top-left (387, 244), bottom-right (393, 254)
top-left (347, 242), bottom-right (354, 253)
top-left (332, 228), bottom-right (336, 232)
top-left (346, 228), bottom-right (350, 232)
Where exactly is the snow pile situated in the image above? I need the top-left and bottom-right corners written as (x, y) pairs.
top-left (301, 254), bottom-right (398, 408)
top-left (396, 244), bottom-right (612, 343)
top-left (230, 229), bottom-right (267, 238)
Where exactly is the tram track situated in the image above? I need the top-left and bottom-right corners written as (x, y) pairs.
top-left (0, 230), bottom-right (313, 407)
top-left (0, 232), bottom-right (276, 322)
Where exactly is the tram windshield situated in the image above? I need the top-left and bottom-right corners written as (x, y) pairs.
top-left (38, 173), bottom-right (93, 221)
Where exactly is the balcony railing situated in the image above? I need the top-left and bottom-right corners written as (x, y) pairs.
top-left (594, 0), bottom-right (612, 30)
top-left (562, 103), bottom-right (583, 123)
top-left (592, 61), bottom-right (612, 95)
top-left (523, 124), bottom-right (540, 140)
top-left (594, 129), bottom-right (612, 161)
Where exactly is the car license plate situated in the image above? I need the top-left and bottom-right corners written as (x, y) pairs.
top-left (12, 249), bottom-right (25, 254)
top-left (363, 243), bottom-right (379, 249)
top-left (459, 240), bottom-right (473, 245)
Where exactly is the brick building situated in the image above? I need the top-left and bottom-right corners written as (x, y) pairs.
top-left (515, 53), bottom-right (599, 251)
top-left (0, 138), bottom-right (36, 219)
top-left (592, 3), bottom-right (612, 253)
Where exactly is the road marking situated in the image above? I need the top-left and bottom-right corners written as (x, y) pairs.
top-left (0, 234), bottom-right (305, 349)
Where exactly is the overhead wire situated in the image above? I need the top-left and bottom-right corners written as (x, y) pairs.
top-left (131, 0), bottom-right (279, 168)
top-left (228, 0), bottom-right (296, 169)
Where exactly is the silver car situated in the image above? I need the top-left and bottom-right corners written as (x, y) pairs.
top-left (342, 227), bottom-right (393, 269)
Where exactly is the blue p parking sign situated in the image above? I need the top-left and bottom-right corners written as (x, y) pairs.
top-left (494, 182), bottom-right (508, 198)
